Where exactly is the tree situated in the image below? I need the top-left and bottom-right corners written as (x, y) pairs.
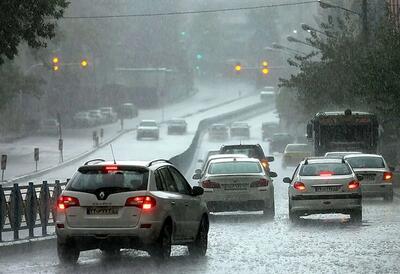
top-left (0, 0), bottom-right (69, 64)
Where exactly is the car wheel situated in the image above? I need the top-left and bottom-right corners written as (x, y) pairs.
top-left (384, 193), bottom-right (393, 202)
top-left (350, 208), bottom-right (362, 223)
top-left (149, 223), bottom-right (172, 260)
top-left (263, 200), bottom-right (275, 219)
top-left (188, 216), bottom-right (209, 257)
top-left (57, 241), bottom-right (79, 264)
top-left (289, 209), bottom-right (300, 223)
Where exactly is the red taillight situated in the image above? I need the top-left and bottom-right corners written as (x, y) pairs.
top-left (293, 182), bottom-right (306, 191)
top-left (202, 180), bottom-right (221, 188)
top-left (261, 160), bottom-right (269, 169)
top-left (104, 165), bottom-right (119, 172)
top-left (250, 178), bottom-right (269, 187)
top-left (125, 196), bottom-right (156, 210)
top-left (348, 180), bottom-right (360, 190)
top-left (57, 195), bottom-right (80, 210)
top-left (383, 172), bottom-right (393, 181)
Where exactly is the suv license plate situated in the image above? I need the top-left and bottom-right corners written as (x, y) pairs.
top-left (224, 184), bottom-right (247, 190)
top-left (362, 174), bottom-right (376, 181)
top-left (314, 186), bottom-right (340, 192)
top-left (87, 207), bottom-right (119, 215)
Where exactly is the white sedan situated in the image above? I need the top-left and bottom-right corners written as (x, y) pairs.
top-left (198, 157), bottom-right (276, 217)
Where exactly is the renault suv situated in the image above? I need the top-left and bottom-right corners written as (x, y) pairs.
top-left (284, 157), bottom-right (362, 223)
top-left (56, 159), bottom-right (209, 264)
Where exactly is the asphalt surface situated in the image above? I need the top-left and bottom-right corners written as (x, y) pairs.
top-left (1, 109), bottom-right (399, 273)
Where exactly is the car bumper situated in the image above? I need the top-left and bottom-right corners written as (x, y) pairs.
top-left (290, 194), bottom-right (362, 214)
top-left (56, 220), bottom-right (163, 248)
top-left (203, 189), bottom-right (272, 212)
top-left (138, 131), bottom-right (158, 137)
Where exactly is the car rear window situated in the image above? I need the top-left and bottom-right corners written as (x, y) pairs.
top-left (140, 121), bottom-right (157, 127)
top-left (346, 157), bottom-right (385, 169)
top-left (67, 168), bottom-right (149, 193)
top-left (208, 161), bottom-right (262, 174)
top-left (299, 163), bottom-right (352, 176)
top-left (220, 147), bottom-right (264, 159)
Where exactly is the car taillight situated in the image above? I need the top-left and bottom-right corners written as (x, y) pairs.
top-left (383, 172), bottom-right (393, 181)
top-left (125, 196), bottom-right (156, 210)
top-left (348, 180), bottom-right (360, 190)
top-left (293, 182), bottom-right (306, 191)
top-left (319, 171), bottom-right (334, 177)
top-left (57, 195), bottom-right (80, 210)
top-left (261, 160), bottom-right (269, 169)
top-left (202, 180), bottom-right (221, 188)
top-left (104, 165), bottom-right (119, 172)
top-left (250, 178), bottom-right (269, 187)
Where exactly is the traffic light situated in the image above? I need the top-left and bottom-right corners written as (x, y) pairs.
top-left (261, 60), bottom-right (269, 75)
top-left (80, 59), bottom-right (88, 68)
top-left (234, 63), bottom-right (242, 73)
top-left (52, 56), bottom-right (60, 72)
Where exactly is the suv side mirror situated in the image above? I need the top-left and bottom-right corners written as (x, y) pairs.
top-left (192, 186), bottom-right (204, 196)
top-left (269, 171), bottom-right (278, 178)
top-left (266, 156), bottom-right (274, 162)
top-left (283, 177), bottom-right (292, 184)
top-left (356, 174), bottom-right (364, 181)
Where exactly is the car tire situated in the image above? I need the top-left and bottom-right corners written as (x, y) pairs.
top-left (188, 216), bottom-right (209, 257)
top-left (149, 223), bottom-right (172, 260)
top-left (263, 200), bottom-right (275, 219)
top-left (57, 241), bottom-right (79, 264)
top-left (350, 208), bottom-right (362, 223)
top-left (384, 193), bottom-right (393, 202)
top-left (289, 209), bottom-right (300, 223)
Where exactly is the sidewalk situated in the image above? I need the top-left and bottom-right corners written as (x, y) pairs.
top-left (0, 81), bottom-right (256, 181)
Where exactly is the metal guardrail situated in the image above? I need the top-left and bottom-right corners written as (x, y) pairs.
top-left (0, 180), bottom-right (68, 241)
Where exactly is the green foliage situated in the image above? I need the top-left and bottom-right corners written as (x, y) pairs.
top-left (0, 0), bottom-right (70, 64)
top-left (280, 12), bottom-right (400, 127)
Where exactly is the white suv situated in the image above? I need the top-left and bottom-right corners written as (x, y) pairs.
top-left (284, 157), bottom-right (362, 223)
top-left (56, 159), bottom-right (209, 264)
top-left (137, 120), bottom-right (160, 140)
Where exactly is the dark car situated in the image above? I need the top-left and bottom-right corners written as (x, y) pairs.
top-left (230, 122), bottom-right (250, 139)
top-left (261, 122), bottom-right (279, 141)
top-left (167, 118), bottom-right (187, 135)
top-left (208, 124), bottom-right (228, 140)
top-left (269, 133), bottom-right (294, 153)
top-left (219, 144), bottom-right (274, 171)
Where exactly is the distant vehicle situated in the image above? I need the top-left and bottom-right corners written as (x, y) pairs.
top-left (219, 144), bottom-right (274, 172)
top-left (193, 153), bottom-right (248, 179)
top-left (137, 120), bottom-right (159, 140)
top-left (73, 112), bottom-right (95, 127)
top-left (284, 157), bottom-right (363, 223)
top-left (167, 118), bottom-right (187, 135)
top-left (269, 133), bottom-right (294, 153)
top-left (261, 122), bottom-right (279, 141)
top-left (260, 86), bottom-right (275, 101)
top-left (55, 159), bottom-right (208, 264)
top-left (88, 109), bottom-right (106, 125)
top-left (306, 109), bottom-right (379, 156)
top-left (208, 124), bottom-right (228, 140)
top-left (120, 103), bottom-right (139, 119)
top-left (230, 122), bottom-right (250, 139)
top-left (39, 119), bottom-right (59, 136)
top-left (100, 107), bottom-right (118, 123)
top-left (325, 151), bottom-right (362, 158)
top-left (344, 154), bottom-right (394, 201)
top-left (282, 144), bottom-right (312, 168)
top-left (197, 157), bottom-right (276, 217)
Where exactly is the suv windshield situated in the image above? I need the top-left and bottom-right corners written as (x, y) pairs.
top-left (67, 168), bottom-right (149, 193)
top-left (346, 157), bottom-right (385, 169)
top-left (300, 163), bottom-right (352, 176)
top-left (208, 161), bottom-right (262, 174)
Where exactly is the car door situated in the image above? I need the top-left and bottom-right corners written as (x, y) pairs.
top-left (157, 167), bottom-right (187, 240)
top-left (168, 166), bottom-right (201, 240)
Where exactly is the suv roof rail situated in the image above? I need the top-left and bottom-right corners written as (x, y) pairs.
top-left (84, 159), bottom-right (106, 166)
top-left (147, 159), bottom-right (172, 167)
